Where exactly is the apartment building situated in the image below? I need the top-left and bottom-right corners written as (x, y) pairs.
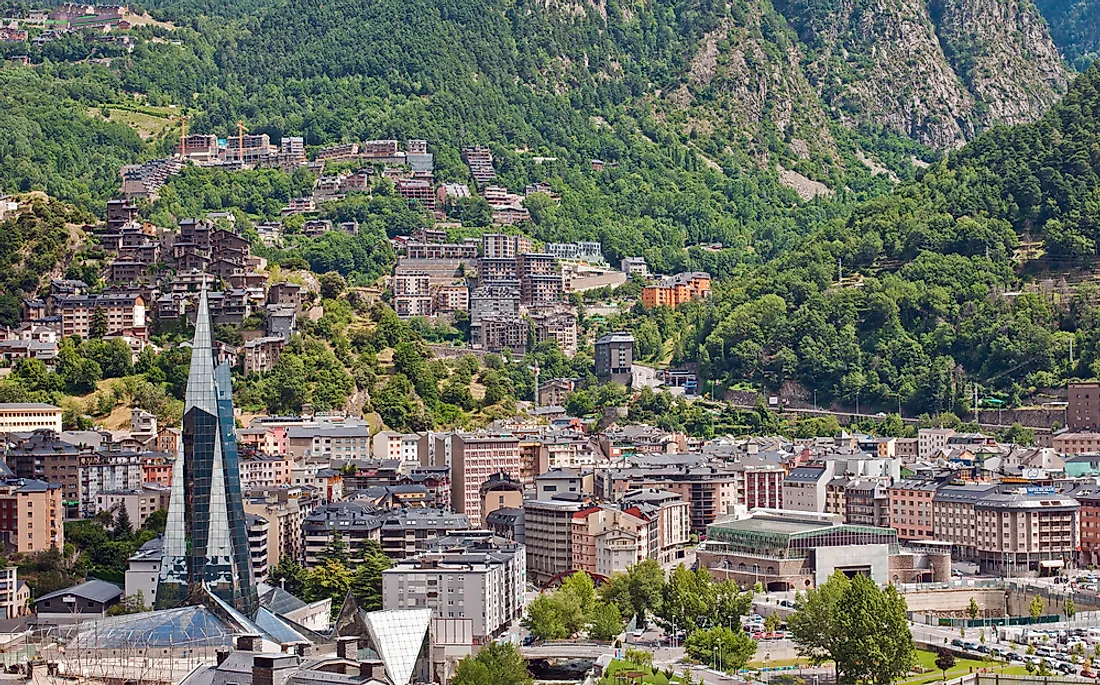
top-left (530, 310), bottom-right (578, 356)
top-left (434, 286), bottom-right (469, 314)
top-left (889, 479), bottom-right (943, 541)
top-left (523, 497), bottom-right (585, 585)
top-left (245, 514), bottom-right (271, 581)
top-left (933, 484), bottom-right (1079, 574)
top-left (461, 146), bottom-right (496, 185)
top-left (621, 257), bottom-right (648, 276)
top-left (244, 495), bottom-right (304, 572)
top-left (396, 179), bottom-right (436, 210)
top-left (446, 434), bottom-right (521, 526)
top-left (0, 567), bottom-right (28, 619)
top-left (641, 272), bottom-right (711, 309)
top-left (516, 253), bottom-right (562, 305)
top-left (469, 285), bottom-right (520, 320)
top-left (239, 454), bottom-right (292, 490)
top-left (303, 502), bottom-right (469, 565)
top-left (1052, 431), bottom-right (1100, 455)
top-left (92, 485), bottom-right (170, 528)
top-left (609, 465), bottom-right (740, 533)
top-left (0, 479), bottom-right (64, 554)
top-left (782, 463), bottom-right (836, 513)
top-left (394, 272), bottom-right (433, 318)
top-left (407, 242), bottom-right (478, 260)
top-left (372, 432), bottom-right (426, 472)
top-left (546, 241), bottom-right (602, 262)
top-left (383, 532), bottom-right (525, 645)
top-left (241, 336), bottom-right (285, 375)
top-left (571, 505), bottom-right (650, 576)
top-left (620, 489), bottom-right (691, 564)
top-left (482, 234), bottom-right (533, 259)
top-left (55, 293), bottom-right (146, 338)
top-left (595, 332), bottom-right (634, 386)
top-left (286, 422), bottom-right (372, 459)
top-left (918, 428), bottom-right (956, 459)
top-left (2, 429), bottom-right (81, 515)
top-left (470, 316), bottom-right (527, 356)
top-left (729, 460), bottom-right (785, 510)
top-left (79, 450), bottom-right (144, 518)
top-left (1069, 381), bottom-right (1100, 430)
top-left (0, 404), bottom-right (62, 435)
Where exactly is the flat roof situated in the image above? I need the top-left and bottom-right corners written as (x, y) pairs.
top-left (0, 403), bottom-right (60, 410)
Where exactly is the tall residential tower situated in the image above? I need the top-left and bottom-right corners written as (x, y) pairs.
top-left (158, 288), bottom-right (258, 615)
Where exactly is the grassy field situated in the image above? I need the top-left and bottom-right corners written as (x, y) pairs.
top-left (600, 659), bottom-right (676, 685)
top-left (88, 106), bottom-right (175, 140)
top-left (898, 650), bottom-right (1031, 685)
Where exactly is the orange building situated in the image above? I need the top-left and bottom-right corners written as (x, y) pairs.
top-left (641, 272), bottom-right (711, 308)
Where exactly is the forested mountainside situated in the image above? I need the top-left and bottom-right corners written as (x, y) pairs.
top-left (639, 64), bottom-right (1100, 415)
top-left (1034, 0), bottom-right (1100, 70)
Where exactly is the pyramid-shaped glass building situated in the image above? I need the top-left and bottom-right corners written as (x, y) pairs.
top-left (158, 288), bottom-right (258, 616)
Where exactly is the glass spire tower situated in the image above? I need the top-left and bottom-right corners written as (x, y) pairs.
top-left (158, 288), bottom-right (258, 616)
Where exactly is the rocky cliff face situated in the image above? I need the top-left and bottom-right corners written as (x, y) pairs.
top-left (932, 0), bottom-right (1068, 127)
top-left (769, 0), bottom-right (1068, 148)
top-left (665, 7), bottom-right (838, 167)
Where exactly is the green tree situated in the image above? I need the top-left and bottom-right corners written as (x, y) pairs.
top-left (935, 648), bottom-right (956, 681)
top-left (683, 626), bottom-right (756, 672)
top-left (587, 601), bottom-right (624, 641)
top-left (271, 556), bottom-right (307, 597)
top-left (788, 571), bottom-right (850, 670)
top-left (319, 531), bottom-right (351, 564)
top-left (523, 594), bottom-right (568, 640)
top-left (1030, 594), bottom-right (1045, 620)
top-left (452, 642), bottom-right (532, 685)
top-left (90, 306), bottom-right (108, 339)
top-left (319, 271), bottom-right (347, 299)
top-left (600, 559), bottom-right (665, 622)
top-left (967, 598), bottom-right (980, 620)
top-left (349, 543), bottom-right (391, 611)
top-left (1064, 596), bottom-right (1076, 619)
top-left (107, 591), bottom-right (150, 616)
top-left (303, 559), bottom-right (353, 616)
top-left (833, 575), bottom-right (915, 685)
top-left (112, 505), bottom-right (132, 537)
top-left (764, 612), bottom-right (781, 633)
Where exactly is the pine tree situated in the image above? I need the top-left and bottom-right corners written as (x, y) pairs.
top-left (90, 306), bottom-right (108, 339)
top-left (112, 504), bottom-right (132, 537)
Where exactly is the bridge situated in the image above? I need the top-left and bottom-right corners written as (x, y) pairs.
top-left (520, 642), bottom-right (615, 660)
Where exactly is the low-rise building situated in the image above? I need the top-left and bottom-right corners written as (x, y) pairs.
top-left (0, 403), bottom-right (62, 434)
top-left (35, 579), bottom-right (122, 624)
top-left (241, 336), bottom-right (285, 375)
top-left (641, 272), bottom-right (710, 309)
top-left (92, 485), bottom-right (170, 528)
top-left (697, 509), bottom-right (944, 590)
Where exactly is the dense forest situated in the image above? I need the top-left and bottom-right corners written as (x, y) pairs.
top-left (1034, 0), bottom-right (1100, 70)
top-left (602, 65), bottom-right (1100, 415)
top-left (1, 0), bottom-right (1100, 419)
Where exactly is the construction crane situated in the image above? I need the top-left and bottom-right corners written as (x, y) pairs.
top-left (177, 114), bottom-right (188, 159)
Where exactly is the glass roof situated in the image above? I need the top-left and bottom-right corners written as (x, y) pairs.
top-left (363, 609), bottom-right (431, 685)
top-left (68, 606), bottom-right (236, 649)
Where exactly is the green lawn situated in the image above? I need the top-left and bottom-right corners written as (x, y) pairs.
top-left (600, 659), bottom-right (675, 685)
top-left (898, 650), bottom-right (1031, 685)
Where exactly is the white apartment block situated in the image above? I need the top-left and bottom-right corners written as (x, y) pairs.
top-left (0, 403), bottom-right (62, 434)
top-left (383, 533), bottom-right (526, 644)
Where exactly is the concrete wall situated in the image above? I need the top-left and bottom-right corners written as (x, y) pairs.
top-left (814, 544), bottom-right (890, 585)
top-left (902, 588), bottom-right (1005, 615)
